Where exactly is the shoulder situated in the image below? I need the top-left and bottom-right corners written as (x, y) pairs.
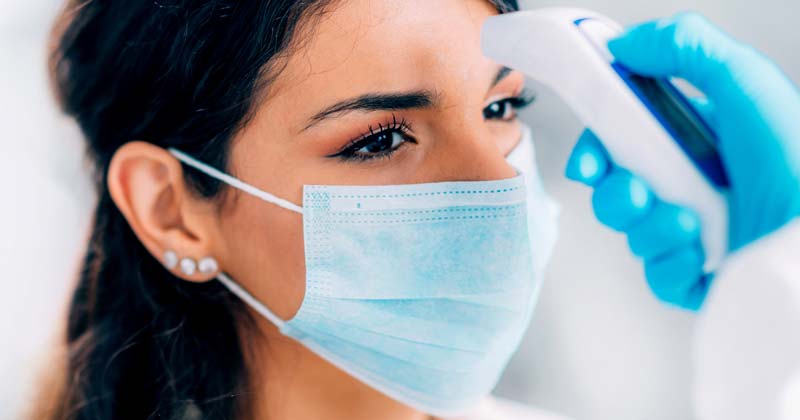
top-left (451, 397), bottom-right (572, 420)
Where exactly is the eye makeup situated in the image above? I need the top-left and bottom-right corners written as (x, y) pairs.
top-left (327, 88), bottom-right (536, 163)
top-left (327, 114), bottom-right (417, 162)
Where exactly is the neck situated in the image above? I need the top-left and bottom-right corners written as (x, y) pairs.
top-left (243, 315), bottom-right (431, 420)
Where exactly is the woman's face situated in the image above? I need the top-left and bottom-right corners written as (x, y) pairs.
top-left (216, 0), bottom-right (530, 319)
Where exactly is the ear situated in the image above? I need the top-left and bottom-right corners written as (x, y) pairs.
top-left (107, 141), bottom-right (224, 282)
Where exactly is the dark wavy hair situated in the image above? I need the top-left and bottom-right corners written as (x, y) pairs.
top-left (43, 0), bottom-right (518, 419)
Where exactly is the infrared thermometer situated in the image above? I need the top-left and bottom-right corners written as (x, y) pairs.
top-left (482, 8), bottom-right (729, 270)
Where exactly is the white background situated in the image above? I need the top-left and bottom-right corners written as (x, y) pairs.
top-left (1, 1), bottom-right (798, 419)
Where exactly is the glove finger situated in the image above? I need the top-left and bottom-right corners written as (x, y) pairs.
top-left (626, 201), bottom-right (701, 260)
top-left (591, 168), bottom-right (653, 231)
top-left (644, 244), bottom-right (710, 311)
top-left (607, 13), bottom-right (760, 104)
top-left (565, 129), bottom-right (611, 186)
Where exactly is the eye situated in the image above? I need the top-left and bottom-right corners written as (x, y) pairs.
top-left (329, 115), bottom-right (417, 162)
top-left (353, 130), bottom-right (406, 156)
top-left (483, 90), bottom-right (536, 122)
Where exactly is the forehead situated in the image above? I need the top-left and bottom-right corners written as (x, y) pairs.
top-left (264, 0), bottom-right (499, 124)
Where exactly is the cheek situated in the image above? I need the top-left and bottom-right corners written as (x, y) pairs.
top-left (220, 195), bottom-right (307, 320)
top-left (491, 120), bottom-right (523, 156)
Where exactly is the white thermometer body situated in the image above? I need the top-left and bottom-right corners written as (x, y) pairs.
top-left (482, 8), bottom-right (729, 270)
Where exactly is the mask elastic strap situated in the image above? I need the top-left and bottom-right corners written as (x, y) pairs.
top-left (216, 272), bottom-right (286, 329)
top-left (168, 148), bottom-right (304, 215)
top-left (168, 148), bottom-right (292, 328)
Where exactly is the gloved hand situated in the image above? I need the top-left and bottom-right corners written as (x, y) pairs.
top-left (565, 13), bottom-right (800, 310)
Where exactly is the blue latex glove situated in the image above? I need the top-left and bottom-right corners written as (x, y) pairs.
top-left (565, 13), bottom-right (800, 310)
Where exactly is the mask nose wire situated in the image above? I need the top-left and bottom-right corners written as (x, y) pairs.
top-left (167, 148), bottom-right (305, 215)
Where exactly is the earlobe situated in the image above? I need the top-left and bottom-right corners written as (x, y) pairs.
top-left (107, 141), bottom-right (222, 283)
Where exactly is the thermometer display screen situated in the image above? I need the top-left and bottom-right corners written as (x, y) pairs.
top-left (613, 64), bottom-right (730, 188)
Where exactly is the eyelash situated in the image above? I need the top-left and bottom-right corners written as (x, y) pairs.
top-left (329, 114), bottom-right (417, 162)
top-left (484, 89), bottom-right (536, 121)
top-left (330, 89), bottom-right (536, 163)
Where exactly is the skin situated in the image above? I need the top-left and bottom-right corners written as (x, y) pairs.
top-left (107, 0), bottom-right (529, 418)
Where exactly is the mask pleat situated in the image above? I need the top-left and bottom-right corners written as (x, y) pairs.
top-left (306, 213), bottom-right (533, 300)
top-left (285, 316), bottom-right (496, 400)
top-left (289, 296), bottom-right (524, 354)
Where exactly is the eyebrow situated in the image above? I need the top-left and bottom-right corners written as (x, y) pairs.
top-left (303, 90), bottom-right (438, 131)
top-left (302, 66), bottom-right (514, 131)
top-left (492, 66), bottom-right (513, 88)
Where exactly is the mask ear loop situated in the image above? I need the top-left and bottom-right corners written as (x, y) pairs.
top-left (167, 148), bottom-right (304, 214)
top-left (216, 272), bottom-right (286, 328)
top-left (167, 147), bottom-right (295, 329)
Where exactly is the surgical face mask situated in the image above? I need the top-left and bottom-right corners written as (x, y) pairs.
top-left (167, 124), bottom-right (559, 417)
top-left (507, 125), bottom-right (561, 276)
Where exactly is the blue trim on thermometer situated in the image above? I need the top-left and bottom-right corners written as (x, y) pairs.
top-left (573, 18), bottom-right (729, 188)
top-left (611, 63), bottom-right (730, 188)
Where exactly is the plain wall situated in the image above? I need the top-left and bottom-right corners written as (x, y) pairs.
top-left (1, 1), bottom-right (797, 419)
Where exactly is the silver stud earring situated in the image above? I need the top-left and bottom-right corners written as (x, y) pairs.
top-left (163, 250), bottom-right (178, 270)
top-left (179, 257), bottom-right (197, 276)
top-left (198, 257), bottom-right (219, 275)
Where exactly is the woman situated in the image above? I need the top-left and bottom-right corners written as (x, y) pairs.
top-left (39, 0), bottom-right (564, 419)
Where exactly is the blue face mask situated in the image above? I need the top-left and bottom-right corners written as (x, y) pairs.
top-left (167, 125), bottom-right (558, 417)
